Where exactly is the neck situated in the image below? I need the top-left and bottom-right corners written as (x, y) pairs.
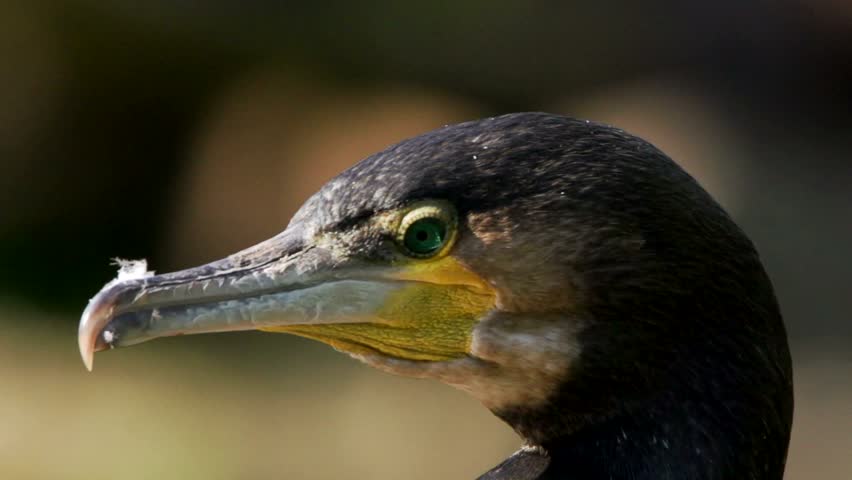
top-left (488, 388), bottom-right (790, 480)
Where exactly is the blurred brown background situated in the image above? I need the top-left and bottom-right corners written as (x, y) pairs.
top-left (1, 1), bottom-right (850, 478)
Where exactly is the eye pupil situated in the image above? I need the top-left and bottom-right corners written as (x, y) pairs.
top-left (403, 218), bottom-right (447, 256)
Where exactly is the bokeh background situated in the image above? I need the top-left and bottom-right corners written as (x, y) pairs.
top-left (1, 1), bottom-right (850, 478)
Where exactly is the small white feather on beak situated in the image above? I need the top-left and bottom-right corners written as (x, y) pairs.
top-left (111, 258), bottom-right (154, 282)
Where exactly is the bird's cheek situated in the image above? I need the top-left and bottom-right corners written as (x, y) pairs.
top-left (275, 281), bottom-right (495, 361)
top-left (377, 281), bottom-right (496, 357)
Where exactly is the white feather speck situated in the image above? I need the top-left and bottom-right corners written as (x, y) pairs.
top-left (111, 258), bottom-right (153, 282)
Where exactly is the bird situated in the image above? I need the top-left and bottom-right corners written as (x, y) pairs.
top-left (78, 112), bottom-right (793, 479)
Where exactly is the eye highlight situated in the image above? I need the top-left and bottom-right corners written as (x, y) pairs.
top-left (396, 202), bottom-right (457, 258)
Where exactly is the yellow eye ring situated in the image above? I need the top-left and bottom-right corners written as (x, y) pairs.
top-left (396, 201), bottom-right (457, 259)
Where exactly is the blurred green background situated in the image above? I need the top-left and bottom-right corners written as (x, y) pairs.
top-left (1, 1), bottom-right (851, 478)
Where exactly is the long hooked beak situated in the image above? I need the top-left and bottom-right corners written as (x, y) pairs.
top-left (77, 229), bottom-right (404, 370)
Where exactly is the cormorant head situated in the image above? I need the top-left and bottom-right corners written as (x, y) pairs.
top-left (79, 113), bottom-right (792, 467)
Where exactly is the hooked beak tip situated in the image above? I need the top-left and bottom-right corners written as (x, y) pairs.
top-left (78, 293), bottom-right (115, 372)
top-left (80, 340), bottom-right (94, 372)
top-left (78, 306), bottom-right (99, 372)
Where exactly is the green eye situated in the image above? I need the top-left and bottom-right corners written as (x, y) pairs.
top-left (396, 201), bottom-right (457, 258)
top-left (403, 218), bottom-right (447, 256)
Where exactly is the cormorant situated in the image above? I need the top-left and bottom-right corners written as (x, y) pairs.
top-left (78, 112), bottom-right (793, 479)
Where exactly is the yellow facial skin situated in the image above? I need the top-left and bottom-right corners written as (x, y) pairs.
top-left (261, 201), bottom-right (496, 361)
top-left (263, 256), bottom-right (496, 361)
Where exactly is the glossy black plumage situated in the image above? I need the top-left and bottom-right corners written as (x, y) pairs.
top-left (307, 113), bottom-right (793, 479)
